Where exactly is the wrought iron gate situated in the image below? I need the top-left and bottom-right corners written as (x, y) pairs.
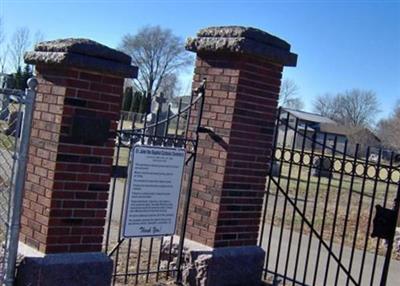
top-left (0, 79), bottom-right (37, 285)
top-left (259, 108), bottom-right (400, 286)
top-left (104, 81), bottom-right (205, 285)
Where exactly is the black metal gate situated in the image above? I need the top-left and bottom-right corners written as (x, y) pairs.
top-left (104, 81), bottom-right (205, 285)
top-left (259, 108), bottom-right (400, 286)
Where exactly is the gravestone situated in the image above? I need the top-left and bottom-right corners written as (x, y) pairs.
top-left (270, 161), bottom-right (281, 177)
top-left (146, 92), bottom-right (169, 144)
top-left (312, 157), bottom-right (333, 178)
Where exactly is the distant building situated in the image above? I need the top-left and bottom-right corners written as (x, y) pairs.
top-left (277, 108), bottom-right (381, 155)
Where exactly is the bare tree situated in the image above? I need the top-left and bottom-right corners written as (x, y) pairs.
top-left (279, 78), bottom-right (304, 110)
top-left (0, 18), bottom-right (7, 73)
top-left (9, 27), bottom-right (30, 72)
top-left (33, 30), bottom-right (45, 45)
top-left (158, 73), bottom-right (179, 99)
top-left (313, 93), bottom-right (346, 123)
top-left (0, 47), bottom-right (8, 74)
top-left (119, 25), bottom-right (192, 98)
top-left (313, 89), bottom-right (380, 128)
top-left (0, 18), bottom-right (3, 48)
top-left (342, 89), bottom-right (380, 127)
top-left (377, 101), bottom-right (400, 150)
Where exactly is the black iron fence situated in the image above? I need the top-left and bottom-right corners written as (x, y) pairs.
top-left (106, 93), bottom-right (400, 285)
top-left (259, 108), bottom-right (400, 286)
top-left (104, 81), bottom-right (206, 285)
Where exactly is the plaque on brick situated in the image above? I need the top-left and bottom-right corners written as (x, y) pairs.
top-left (71, 116), bottom-right (110, 145)
top-left (122, 145), bottom-right (185, 237)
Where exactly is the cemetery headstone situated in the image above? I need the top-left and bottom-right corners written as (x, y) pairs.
top-left (146, 92), bottom-right (169, 144)
top-left (312, 156), bottom-right (333, 178)
top-left (270, 161), bottom-right (281, 177)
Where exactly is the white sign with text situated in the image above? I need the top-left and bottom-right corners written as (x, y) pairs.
top-left (122, 145), bottom-right (185, 237)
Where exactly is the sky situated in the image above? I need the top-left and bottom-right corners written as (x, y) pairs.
top-left (1, 0), bottom-right (399, 120)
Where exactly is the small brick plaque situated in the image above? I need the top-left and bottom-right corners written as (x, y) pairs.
top-left (71, 116), bottom-right (110, 146)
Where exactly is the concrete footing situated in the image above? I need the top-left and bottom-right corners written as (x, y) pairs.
top-left (162, 237), bottom-right (265, 286)
top-left (15, 252), bottom-right (113, 286)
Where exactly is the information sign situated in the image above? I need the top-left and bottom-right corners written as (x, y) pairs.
top-left (122, 145), bottom-right (185, 237)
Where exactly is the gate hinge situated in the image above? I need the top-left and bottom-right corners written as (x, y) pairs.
top-left (371, 205), bottom-right (397, 240)
top-left (198, 126), bottom-right (213, 133)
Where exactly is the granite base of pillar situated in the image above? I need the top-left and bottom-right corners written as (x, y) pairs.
top-left (15, 252), bottom-right (112, 286)
top-left (161, 237), bottom-right (265, 286)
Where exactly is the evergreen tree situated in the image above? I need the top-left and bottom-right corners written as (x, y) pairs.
top-left (139, 93), bottom-right (148, 114)
top-left (21, 64), bottom-right (32, 88)
top-left (131, 92), bottom-right (142, 113)
top-left (11, 65), bottom-right (32, 90)
top-left (145, 93), bottom-right (152, 114)
top-left (13, 67), bottom-right (23, 90)
top-left (122, 86), bottom-right (133, 111)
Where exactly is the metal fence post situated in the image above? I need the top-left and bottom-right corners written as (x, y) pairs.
top-left (175, 80), bottom-right (206, 285)
top-left (3, 78), bottom-right (37, 286)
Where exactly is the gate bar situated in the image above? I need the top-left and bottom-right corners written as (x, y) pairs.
top-left (276, 117), bottom-right (299, 285)
top-left (302, 133), bottom-right (328, 284)
top-left (268, 175), bottom-right (359, 285)
top-left (283, 123), bottom-right (309, 282)
top-left (369, 152), bottom-right (395, 286)
top-left (334, 144), bottom-right (360, 285)
top-left (175, 80), bottom-right (206, 284)
top-left (265, 110), bottom-right (290, 282)
top-left (322, 139), bottom-right (349, 285)
top-left (344, 146), bottom-right (370, 285)
top-left (356, 149), bottom-right (381, 285)
top-left (379, 182), bottom-right (400, 286)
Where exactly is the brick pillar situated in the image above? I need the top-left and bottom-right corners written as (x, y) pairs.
top-left (16, 39), bottom-right (137, 286)
top-left (180, 26), bottom-right (297, 286)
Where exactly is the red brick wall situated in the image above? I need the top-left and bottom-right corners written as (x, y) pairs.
top-left (20, 66), bottom-right (123, 253)
top-left (187, 54), bottom-right (283, 247)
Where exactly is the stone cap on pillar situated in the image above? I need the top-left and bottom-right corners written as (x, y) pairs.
top-left (186, 26), bottom-right (297, 67)
top-left (24, 38), bottom-right (138, 78)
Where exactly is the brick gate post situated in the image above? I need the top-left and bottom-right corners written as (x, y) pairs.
top-left (182, 26), bottom-right (297, 286)
top-left (15, 39), bottom-right (137, 286)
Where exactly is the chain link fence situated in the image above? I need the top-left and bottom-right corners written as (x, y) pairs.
top-left (0, 79), bottom-right (37, 285)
